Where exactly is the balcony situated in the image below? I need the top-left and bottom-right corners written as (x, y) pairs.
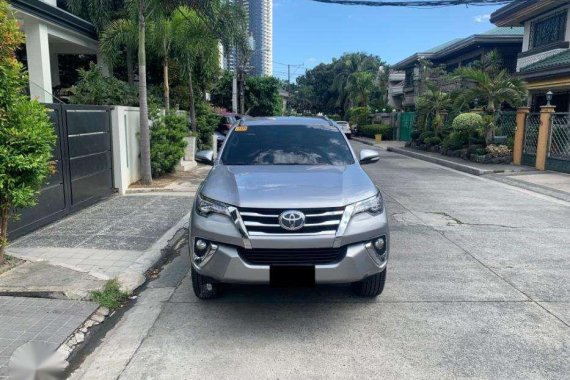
top-left (389, 72), bottom-right (405, 82)
top-left (389, 83), bottom-right (404, 95)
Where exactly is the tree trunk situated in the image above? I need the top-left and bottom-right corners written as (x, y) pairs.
top-left (163, 57), bottom-right (170, 112)
top-left (138, 1), bottom-right (152, 185)
top-left (188, 68), bottom-right (197, 133)
top-left (0, 204), bottom-right (9, 265)
top-left (126, 47), bottom-right (134, 86)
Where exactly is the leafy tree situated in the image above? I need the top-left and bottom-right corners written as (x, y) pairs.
top-left (244, 76), bottom-right (283, 116)
top-left (0, 0), bottom-right (56, 263)
top-left (100, 18), bottom-right (138, 85)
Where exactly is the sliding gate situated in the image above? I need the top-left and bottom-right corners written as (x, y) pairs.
top-left (8, 105), bottom-right (114, 239)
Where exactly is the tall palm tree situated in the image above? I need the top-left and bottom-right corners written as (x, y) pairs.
top-left (173, 7), bottom-right (218, 132)
top-left (213, 1), bottom-right (248, 70)
top-left (346, 71), bottom-right (375, 107)
top-left (453, 67), bottom-right (527, 143)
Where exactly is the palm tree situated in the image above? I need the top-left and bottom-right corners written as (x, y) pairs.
top-left (416, 85), bottom-right (452, 133)
top-left (454, 67), bottom-right (527, 144)
top-left (346, 71), bottom-right (375, 107)
top-left (213, 1), bottom-right (248, 71)
top-left (173, 7), bottom-right (218, 132)
top-left (100, 18), bottom-right (138, 85)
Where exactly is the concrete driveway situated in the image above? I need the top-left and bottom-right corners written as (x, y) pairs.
top-left (72, 141), bottom-right (570, 379)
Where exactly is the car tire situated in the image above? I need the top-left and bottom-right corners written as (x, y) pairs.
top-left (191, 266), bottom-right (222, 299)
top-left (351, 269), bottom-right (386, 297)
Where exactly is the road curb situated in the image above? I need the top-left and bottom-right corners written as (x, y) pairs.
top-left (387, 147), bottom-right (491, 176)
top-left (351, 136), bottom-right (377, 147)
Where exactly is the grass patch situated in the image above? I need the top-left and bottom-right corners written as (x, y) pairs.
top-left (91, 279), bottom-right (129, 309)
top-left (0, 255), bottom-right (24, 276)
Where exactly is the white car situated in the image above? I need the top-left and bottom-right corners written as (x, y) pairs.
top-left (336, 121), bottom-right (352, 139)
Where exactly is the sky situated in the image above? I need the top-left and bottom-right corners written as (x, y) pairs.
top-left (272, 0), bottom-right (505, 81)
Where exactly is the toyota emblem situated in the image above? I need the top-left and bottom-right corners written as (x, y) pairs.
top-left (278, 210), bottom-right (305, 231)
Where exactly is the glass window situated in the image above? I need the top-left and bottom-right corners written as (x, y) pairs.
top-left (221, 124), bottom-right (355, 166)
top-left (530, 11), bottom-right (567, 49)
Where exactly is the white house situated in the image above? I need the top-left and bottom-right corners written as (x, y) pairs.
top-left (10, 0), bottom-right (108, 103)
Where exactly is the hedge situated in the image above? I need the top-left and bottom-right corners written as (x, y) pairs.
top-left (359, 124), bottom-right (393, 140)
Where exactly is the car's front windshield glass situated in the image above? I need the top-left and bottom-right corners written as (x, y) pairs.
top-left (220, 124), bottom-right (354, 165)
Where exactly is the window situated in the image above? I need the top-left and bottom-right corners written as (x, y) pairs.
top-left (404, 69), bottom-right (414, 87)
top-left (529, 10), bottom-right (567, 49)
top-left (221, 124), bottom-right (355, 166)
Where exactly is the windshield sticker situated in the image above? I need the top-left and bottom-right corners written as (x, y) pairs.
top-left (235, 126), bottom-right (248, 132)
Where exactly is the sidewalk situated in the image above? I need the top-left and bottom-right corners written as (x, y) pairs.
top-left (387, 146), bottom-right (535, 176)
top-left (351, 136), bottom-right (406, 151)
top-left (0, 163), bottom-right (209, 377)
top-left (385, 146), bottom-right (570, 202)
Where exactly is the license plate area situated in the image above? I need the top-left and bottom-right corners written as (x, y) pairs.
top-left (270, 265), bottom-right (315, 287)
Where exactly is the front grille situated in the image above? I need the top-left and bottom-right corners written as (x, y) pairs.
top-left (238, 247), bottom-right (346, 265)
top-left (239, 207), bottom-right (344, 235)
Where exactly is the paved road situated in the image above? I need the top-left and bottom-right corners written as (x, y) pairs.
top-left (72, 141), bottom-right (570, 379)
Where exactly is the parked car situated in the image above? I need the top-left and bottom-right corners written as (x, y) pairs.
top-left (336, 121), bottom-right (352, 139)
top-left (215, 113), bottom-right (238, 150)
top-left (191, 117), bottom-right (389, 299)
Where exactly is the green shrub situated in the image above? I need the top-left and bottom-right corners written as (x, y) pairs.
top-left (347, 106), bottom-right (371, 126)
top-left (425, 136), bottom-right (442, 146)
top-left (150, 113), bottom-right (188, 177)
top-left (69, 64), bottom-right (139, 106)
top-left (451, 113), bottom-right (484, 136)
top-left (194, 101), bottom-right (219, 150)
top-left (359, 124), bottom-right (392, 139)
top-left (419, 131), bottom-right (435, 144)
top-left (443, 132), bottom-right (467, 150)
top-left (410, 130), bottom-right (422, 140)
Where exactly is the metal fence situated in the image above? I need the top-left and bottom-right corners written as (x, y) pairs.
top-left (523, 113), bottom-right (540, 155)
top-left (496, 111), bottom-right (517, 138)
top-left (549, 113), bottom-right (570, 161)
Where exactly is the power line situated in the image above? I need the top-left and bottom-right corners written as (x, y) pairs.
top-left (310, 0), bottom-right (510, 7)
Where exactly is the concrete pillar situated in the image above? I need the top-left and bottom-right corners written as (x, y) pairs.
top-left (49, 50), bottom-right (60, 87)
top-left (513, 107), bottom-right (530, 165)
top-left (25, 20), bottom-right (53, 103)
top-left (536, 105), bottom-right (556, 171)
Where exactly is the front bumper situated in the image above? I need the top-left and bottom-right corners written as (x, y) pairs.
top-left (190, 208), bottom-right (389, 284)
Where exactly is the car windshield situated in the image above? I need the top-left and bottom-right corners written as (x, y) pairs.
top-left (221, 124), bottom-right (354, 165)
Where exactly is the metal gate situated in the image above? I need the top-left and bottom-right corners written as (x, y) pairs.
top-left (8, 104), bottom-right (113, 239)
top-left (399, 112), bottom-right (415, 142)
top-left (522, 113), bottom-right (540, 167)
top-left (546, 113), bottom-right (570, 174)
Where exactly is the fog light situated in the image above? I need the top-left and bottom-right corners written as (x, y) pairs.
top-left (194, 239), bottom-right (209, 257)
top-left (373, 237), bottom-right (386, 253)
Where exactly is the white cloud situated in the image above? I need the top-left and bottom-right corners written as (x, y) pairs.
top-left (474, 14), bottom-right (491, 23)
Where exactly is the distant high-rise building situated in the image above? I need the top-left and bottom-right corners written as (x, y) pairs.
top-left (225, 0), bottom-right (272, 77)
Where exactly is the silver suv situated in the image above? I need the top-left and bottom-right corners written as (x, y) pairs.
top-left (191, 117), bottom-right (389, 299)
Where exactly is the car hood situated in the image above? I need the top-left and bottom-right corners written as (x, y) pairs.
top-left (200, 164), bottom-right (377, 209)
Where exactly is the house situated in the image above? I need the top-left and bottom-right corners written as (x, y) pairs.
top-left (387, 70), bottom-right (405, 110)
top-left (390, 27), bottom-right (523, 110)
top-left (491, 0), bottom-right (570, 112)
top-left (9, 0), bottom-right (107, 103)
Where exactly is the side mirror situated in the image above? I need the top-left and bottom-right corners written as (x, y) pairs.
top-left (359, 149), bottom-right (380, 165)
top-left (195, 150), bottom-right (214, 165)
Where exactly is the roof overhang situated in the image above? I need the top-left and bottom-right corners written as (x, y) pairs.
top-left (10, 0), bottom-right (97, 40)
top-left (433, 34), bottom-right (523, 58)
top-left (490, 0), bottom-right (568, 26)
top-left (392, 53), bottom-right (433, 70)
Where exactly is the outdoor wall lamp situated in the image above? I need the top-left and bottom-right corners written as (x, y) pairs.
top-left (546, 90), bottom-right (553, 106)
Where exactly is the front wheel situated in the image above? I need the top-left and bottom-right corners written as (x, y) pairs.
top-left (351, 269), bottom-right (386, 297)
top-left (191, 266), bottom-right (222, 299)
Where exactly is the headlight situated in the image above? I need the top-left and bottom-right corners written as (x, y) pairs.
top-left (196, 193), bottom-right (230, 217)
top-left (353, 192), bottom-right (383, 215)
